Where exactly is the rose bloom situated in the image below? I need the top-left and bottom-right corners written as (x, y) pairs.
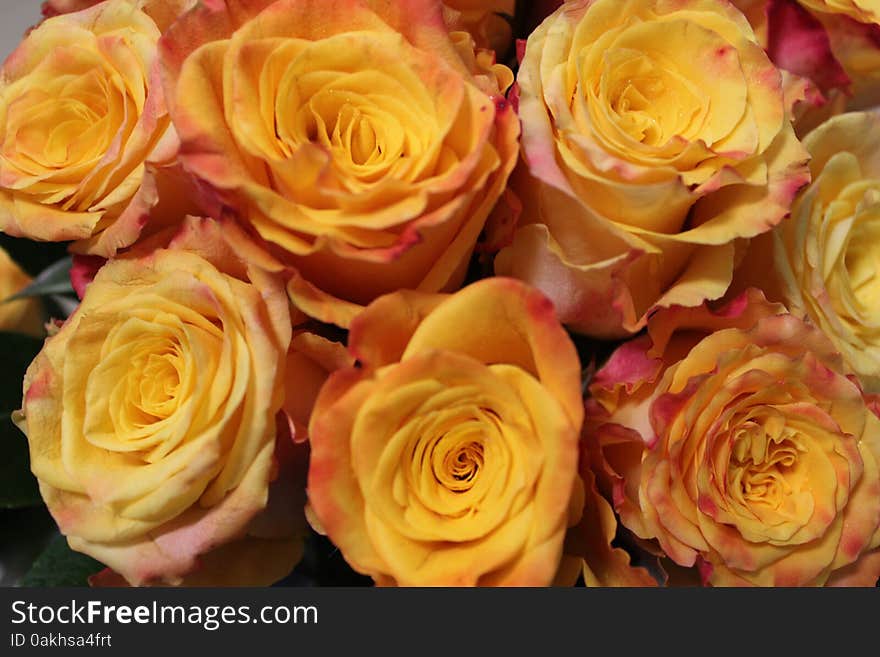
top-left (0, 0), bottom-right (197, 256)
top-left (495, 0), bottom-right (810, 338)
top-left (14, 218), bottom-right (346, 585)
top-left (585, 289), bottom-right (880, 586)
top-left (734, 112), bottom-right (880, 392)
top-left (307, 278), bottom-right (583, 586)
top-left (160, 0), bottom-right (519, 328)
top-left (0, 245), bottom-right (42, 336)
top-left (799, 0), bottom-right (880, 21)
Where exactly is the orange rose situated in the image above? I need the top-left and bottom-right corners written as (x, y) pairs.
top-left (159, 0), bottom-right (519, 328)
top-left (585, 290), bottom-right (880, 586)
top-left (307, 278), bottom-right (583, 586)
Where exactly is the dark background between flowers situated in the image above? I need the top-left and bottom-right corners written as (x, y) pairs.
top-left (0, 1), bottom-right (618, 587)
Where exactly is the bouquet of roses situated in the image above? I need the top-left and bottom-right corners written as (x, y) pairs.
top-left (1, 0), bottom-right (879, 588)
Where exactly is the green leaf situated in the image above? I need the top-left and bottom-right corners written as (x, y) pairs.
top-left (0, 331), bottom-right (43, 508)
top-left (2, 256), bottom-right (73, 303)
top-left (20, 534), bottom-right (104, 587)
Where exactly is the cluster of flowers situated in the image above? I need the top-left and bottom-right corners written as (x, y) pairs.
top-left (1, 0), bottom-right (879, 587)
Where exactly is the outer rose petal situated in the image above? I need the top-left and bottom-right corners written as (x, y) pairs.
top-left (86, 431), bottom-right (307, 587)
top-left (348, 290), bottom-right (447, 368)
top-left (68, 440), bottom-right (275, 586)
top-left (402, 277), bottom-right (584, 427)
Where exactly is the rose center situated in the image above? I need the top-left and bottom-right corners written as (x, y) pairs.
top-left (4, 67), bottom-right (113, 171)
top-left (433, 437), bottom-right (485, 493)
top-left (297, 88), bottom-right (408, 174)
top-left (115, 337), bottom-right (185, 431)
top-left (596, 49), bottom-right (702, 148)
top-left (135, 351), bottom-right (183, 420)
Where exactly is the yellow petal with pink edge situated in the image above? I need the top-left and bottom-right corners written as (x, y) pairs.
top-left (403, 277), bottom-right (583, 427)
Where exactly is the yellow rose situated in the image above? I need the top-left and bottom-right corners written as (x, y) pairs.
top-left (0, 245), bottom-right (42, 336)
top-left (159, 0), bottom-right (519, 328)
top-left (0, 0), bottom-right (196, 256)
top-left (307, 278), bottom-right (583, 586)
top-left (735, 112), bottom-right (880, 392)
top-left (585, 290), bottom-right (880, 586)
top-left (14, 218), bottom-right (347, 585)
top-left (495, 0), bottom-right (810, 338)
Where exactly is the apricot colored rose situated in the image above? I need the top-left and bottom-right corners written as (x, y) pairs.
top-left (159, 0), bottom-right (519, 328)
top-left (307, 278), bottom-right (583, 586)
top-left (0, 0), bottom-right (197, 256)
top-left (585, 290), bottom-right (880, 586)
top-left (14, 218), bottom-right (346, 585)
top-left (496, 0), bottom-right (810, 338)
top-left (0, 246), bottom-right (42, 336)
